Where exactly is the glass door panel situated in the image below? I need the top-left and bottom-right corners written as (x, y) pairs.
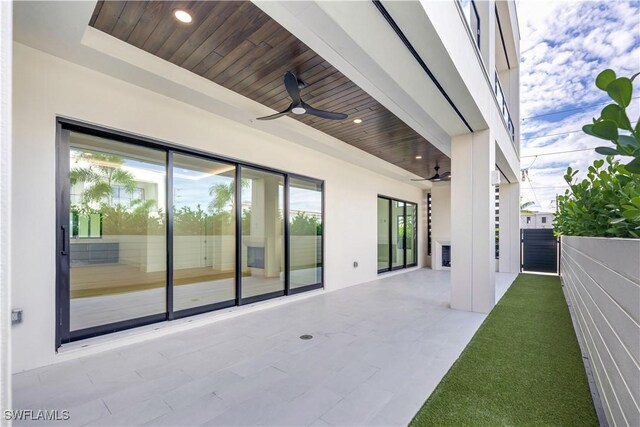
top-left (377, 198), bottom-right (390, 271)
top-left (172, 154), bottom-right (236, 313)
top-left (392, 201), bottom-right (405, 269)
top-left (289, 178), bottom-right (323, 290)
top-left (406, 203), bottom-right (417, 266)
top-left (68, 132), bottom-right (166, 333)
top-left (240, 167), bottom-right (285, 301)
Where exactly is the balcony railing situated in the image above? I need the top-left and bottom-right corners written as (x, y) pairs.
top-left (494, 71), bottom-right (515, 143)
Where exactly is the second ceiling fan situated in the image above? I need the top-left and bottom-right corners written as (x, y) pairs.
top-left (412, 164), bottom-right (451, 182)
top-left (257, 71), bottom-right (348, 121)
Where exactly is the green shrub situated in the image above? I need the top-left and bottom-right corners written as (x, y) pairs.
top-left (583, 69), bottom-right (640, 173)
top-left (554, 156), bottom-right (640, 238)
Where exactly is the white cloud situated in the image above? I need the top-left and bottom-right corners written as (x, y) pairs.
top-left (517, 0), bottom-right (640, 211)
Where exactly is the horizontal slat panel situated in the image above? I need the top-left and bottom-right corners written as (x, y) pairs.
top-left (561, 237), bottom-right (640, 427)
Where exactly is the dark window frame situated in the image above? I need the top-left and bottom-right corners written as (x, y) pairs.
top-left (427, 193), bottom-right (432, 256)
top-left (55, 117), bottom-right (324, 348)
top-left (377, 195), bottom-right (418, 274)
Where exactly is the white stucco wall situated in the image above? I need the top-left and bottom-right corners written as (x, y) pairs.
top-left (1, 0), bottom-right (13, 417)
top-left (561, 236), bottom-right (640, 427)
top-left (11, 43), bottom-right (425, 372)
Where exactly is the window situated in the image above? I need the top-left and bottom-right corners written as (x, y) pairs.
top-left (57, 122), bottom-right (324, 345)
top-left (526, 216), bottom-right (531, 224)
top-left (541, 217), bottom-right (547, 224)
top-left (377, 196), bottom-right (418, 273)
top-left (111, 185), bottom-right (145, 207)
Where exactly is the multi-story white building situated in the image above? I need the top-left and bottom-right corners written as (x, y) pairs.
top-left (2, 0), bottom-right (520, 378)
top-left (521, 212), bottom-right (554, 229)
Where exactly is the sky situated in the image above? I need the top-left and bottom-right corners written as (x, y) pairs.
top-left (517, 0), bottom-right (640, 212)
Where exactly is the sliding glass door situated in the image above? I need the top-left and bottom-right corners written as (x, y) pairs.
top-left (406, 203), bottom-right (418, 266)
top-left (289, 177), bottom-right (323, 292)
top-left (377, 198), bottom-right (390, 272)
top-left (56, 121), bottom-right (324, 346)
top-left (172, 154), bottom-right (236, 315)
top-left (391, 200), bottom-right (405, 270)
top-left (66, 132), bottom-right (168, 337)
top-left (239, 167), bottom-right (285, 303)
top-left (377, 196), bottom-right (418, 273)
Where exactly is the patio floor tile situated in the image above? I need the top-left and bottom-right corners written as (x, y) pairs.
top-left (12, 269), bottom-right (517, 426)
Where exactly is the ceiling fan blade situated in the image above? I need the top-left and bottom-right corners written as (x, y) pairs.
top-left (256, 104), bottom-right (293, 120)
top-left (410, 179), bottom-right (429, 181)
top-left (284, 72), bottom-right (301, 104)
top-left (302, 102), bottom-right (348, 120)
top-left (440, 172), bottom-right (451, 178)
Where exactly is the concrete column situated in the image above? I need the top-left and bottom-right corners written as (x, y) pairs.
top-left (499, 182), bottom-right (520, 273)
top-left (451, 130), bottom-right (496, 313)
top-left (0, 0), bottom-right (12, 418)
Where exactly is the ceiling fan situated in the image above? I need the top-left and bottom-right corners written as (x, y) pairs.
top-left (256, 71), bottom-right (348, 121)
top-left (412, 164), bottom-right (451, 182)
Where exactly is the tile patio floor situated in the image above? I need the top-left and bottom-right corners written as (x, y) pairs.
top-left (12, 269), bottom-right (517, 426)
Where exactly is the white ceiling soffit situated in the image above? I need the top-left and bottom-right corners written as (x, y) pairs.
top-left (12, 1), bottom-right (431, 187)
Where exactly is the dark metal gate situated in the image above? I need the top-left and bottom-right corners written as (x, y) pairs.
top-left (521, 229), bottom-right (559, 274)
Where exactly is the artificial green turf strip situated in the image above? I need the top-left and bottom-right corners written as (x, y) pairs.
top-left (411, 273), bottom-right (599, 427)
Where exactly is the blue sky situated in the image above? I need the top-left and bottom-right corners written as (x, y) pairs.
top-left (518, 0), bottom-right (640, 211)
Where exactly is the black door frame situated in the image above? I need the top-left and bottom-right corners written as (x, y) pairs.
top-left (377, 195), bottom-right (418, 274)
top-left (55, 118), bottom-right (324, 348)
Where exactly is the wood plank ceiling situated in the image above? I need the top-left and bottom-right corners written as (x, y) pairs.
top-left (90, 0), bottom-right (449, 179)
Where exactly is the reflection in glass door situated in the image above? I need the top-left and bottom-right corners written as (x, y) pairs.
top-left (392, 201), bottom-right (405, 269)
top-left (377, 198), bottom-right (390, 272)
top-left (68, 132), bottom-right (167, 336)
top-left (57, 122), bottom-right (325, 345)
top-left (406, 203), bottom-right (417, 266)
top-left (240, 167), bottom-right (285, 303)
top-left (289, 178), bottom-right (323, 292)
top-left (172, 154), bottom-right (236, 315)
top-left (377, 196), bottom-right (418, 273)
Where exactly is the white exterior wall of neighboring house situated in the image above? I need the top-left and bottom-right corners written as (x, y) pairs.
top-left (521, 212), bottom-right (554, 229)
top-left (10, 0), bottom-right (520, 372)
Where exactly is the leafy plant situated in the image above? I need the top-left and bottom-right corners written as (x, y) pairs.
top-left (290, 212), bottom-right (322, 236)
top-left (70, 151), bottom-right (136, 207)
top-left (520, 199), bottom-right (535, 214)
top-left (582, 69), bottom-right (640, 173)
top-left (100, 200), bottom-right (165, 235)
top-left (554, 156), bottom-right (640, 238)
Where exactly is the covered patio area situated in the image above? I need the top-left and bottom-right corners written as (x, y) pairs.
top-left (13, 269), bottom-right (517, 426)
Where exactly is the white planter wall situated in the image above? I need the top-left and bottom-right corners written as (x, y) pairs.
top-left (560, 236), bottom-right (640, 427)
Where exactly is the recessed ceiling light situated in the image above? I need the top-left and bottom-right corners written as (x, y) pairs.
top-left (174, 10), bottom-right (192, 24)
top-left (415, 155), bottom-right (422, 159)
top-left (353, 118), bottom-right (362, 124)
